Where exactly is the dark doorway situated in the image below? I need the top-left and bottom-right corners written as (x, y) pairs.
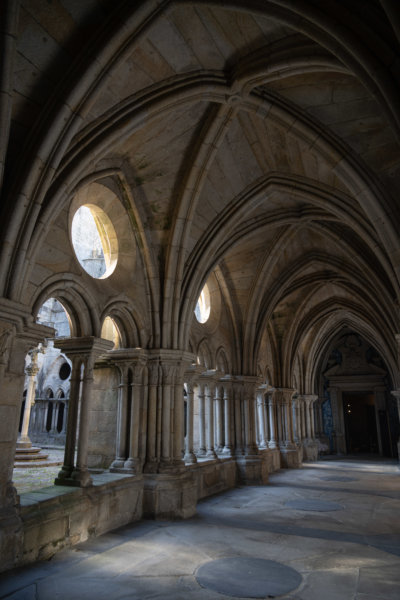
top-left (343, 392), bottom-right (379, 454)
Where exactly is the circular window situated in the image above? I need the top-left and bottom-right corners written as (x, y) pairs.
top-left (59, 362), bottom-right (71, 380)
top-left (71, 204), bottom-right (118, 279)
top-left (195, 284), bottom-right (211, 324)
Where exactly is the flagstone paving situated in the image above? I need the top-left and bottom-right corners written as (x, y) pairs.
top-left (2, 457), bottom-right (400, 600)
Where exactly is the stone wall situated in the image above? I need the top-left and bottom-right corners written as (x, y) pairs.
top-left (14, 451), bottom-right (281, 570)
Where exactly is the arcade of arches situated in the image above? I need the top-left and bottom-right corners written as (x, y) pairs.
top-left (1, 0), bottom-right (400, 573)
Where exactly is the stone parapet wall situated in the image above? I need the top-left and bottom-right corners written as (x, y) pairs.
top-left (20, 474), bottom-right (143, 566)
top-left (14, 452), bottom-right (283, 570)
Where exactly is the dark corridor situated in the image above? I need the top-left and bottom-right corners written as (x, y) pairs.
top-left (343, 392), bottom-right (379, 454)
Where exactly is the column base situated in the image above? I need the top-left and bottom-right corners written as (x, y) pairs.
top-left (123, 458), bottom-right (143, 474)
top-left (143, 471), bottom-right (197, 519)
top-left (236, 455), bottom-right (268, 485)
top-left (54, 464), bottom-right (73, 485)
top-left (303, 440), bottom-right (318, 461)
top-left (205, 449), bottom-right (218, 459)
top-left (279, 447), bottom-right (302, 468)
top-left (142, 459), bottom-right (159, 474)
top-left (55, 467), bottom-right (92, 487)
top-left (221, 446), bottom-right (234, 457)
top-left (158, 458), bottom-right (186, 475)
top-left (184, 452), bottom-right (197, 464)
top-left (16, 437), bottom-right (32, 449)
top-left (110, 457), bottom-right (125, 470)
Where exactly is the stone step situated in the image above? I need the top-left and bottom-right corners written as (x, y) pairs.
top-left (14, 459), bottom-right (63, 469)
top-left (15, 447), bottom-right (42, 455)
top-left (15, 453), bottom-right (49, 462)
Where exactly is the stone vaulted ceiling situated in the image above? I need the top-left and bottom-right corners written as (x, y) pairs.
top-left (1, 0), bottom-right (400, 391)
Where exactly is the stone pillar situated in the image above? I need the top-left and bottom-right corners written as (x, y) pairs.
top-left (391, 390), bottom-right (400, 459)
top-left (274, 388), bottom-right (295, 448)
top-left (298, 394), bottom-right (319, 462)
top-left (215, 385), bottom-right (224, 452)
top-left (124, 363), bottom-right (145, 473)
top-left (184, 381), bottom-right (197, 464)
top-left (197, 382), bottom-right (206, 456)
top-left (107, 349), bottom-right (148, 473)
top-left (173, 371), bottom-right (185, 465)
top-left (299, 397), bottom-right (306, 440)
top-left (374, 387), bottom-right (386, 456)
top-left (54, 337), bottom-right (113, 487)
top-left (18, 347), bottom-right (42, 447)
top-left (144, 358), bottom-right (158, 473)
top-left (242, 379), bottom-right (259, 455)
top-left (142, 350), bottom-right (197, 519)
top-left (205, 383), bottom-right (217, 458)
top-left (55, 356), bottom-right (81, 482)
top-left (222, 385), bottom-right (233, 456)
top-left (292, 396), bottom-right (301, 445)
top-left (236, 377), bottom-right (269, 484)
top-left (273, 388), bottom-right (301, 467)
top-left (263, 395), bottom-right (269, 445)
top-left (110, 366), bottom-right (129, 469)
top-left (256, 391), bottom-right (267, 448)
top-left (267, 392), bottom-right (277, 449)
top-left (71, 356), bottom-right (96, 486)
top-left (0, 312), bottom-right (53, 573)
top-left (233, 382), bottom-right (244, 455)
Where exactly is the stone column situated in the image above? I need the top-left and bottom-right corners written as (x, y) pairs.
top-left (263, 395), bottom-right (270, 446)
top-left (234, 382), bottom-right (244, 455)
top-left (18, 347), bottom-right (42, 447)
top-left (0, 314), bottom-right (52, 573)
top-left (298, 394), bottom-right (319, 461)
top-left (124, 364), bottom-right (145, 473)
top-left (205, 383), bottom-right (217, 458)
top-left (304, 395), bottom-right (312, 439)
top-left (374, 387), bottom-right (386, 455)
top-left (256, 391), bottom-right (267, 448)
top-left (292, 396), bottom-right (301, 444)
top-left (242, 379), bottom-right (259, 455)
top-left (173, 370), bottom-right (185, 465)
top-left (55, 355), bottom-right (81, 482)
top-left (145, 357), bottom-right (158, 473)
top-left (267, 392), bottom-right (277, 449)
top-left (107, 349), bottom-right (148, 473)
top-left (215, 385), bottom-right (224, 452)
top-left (110, 365), bottom-right (129, 469)
top-left (274, 388), bottom-right (295, 448)
top-left (222, 385), bottom-right (233, 455)
top-left (71, 356), bottom-right (96, 486)
top-left (197, 382), bottom-right (206, 456)
top-left (310, 397), bottom-right (316, 439)
top-left (55, 337), bottom-right (113, 487)
top-left (184, 381), bottom-right (197, 464)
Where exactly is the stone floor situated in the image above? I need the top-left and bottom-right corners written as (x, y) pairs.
top-left (2, 456), bottom-right (400, 600)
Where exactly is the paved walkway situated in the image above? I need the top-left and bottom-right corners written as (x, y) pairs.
top-left (13, 447), bottom-right (67, 494)
top-left (2, 457), bottom-right (400, 600)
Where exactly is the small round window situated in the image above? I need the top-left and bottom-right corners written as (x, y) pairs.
top-left (71, 204), bottom-right (118, 279)
top-left (59, 362), bottom-right (71, 380)
top-left (195, 284), bottom-right (211, 324)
